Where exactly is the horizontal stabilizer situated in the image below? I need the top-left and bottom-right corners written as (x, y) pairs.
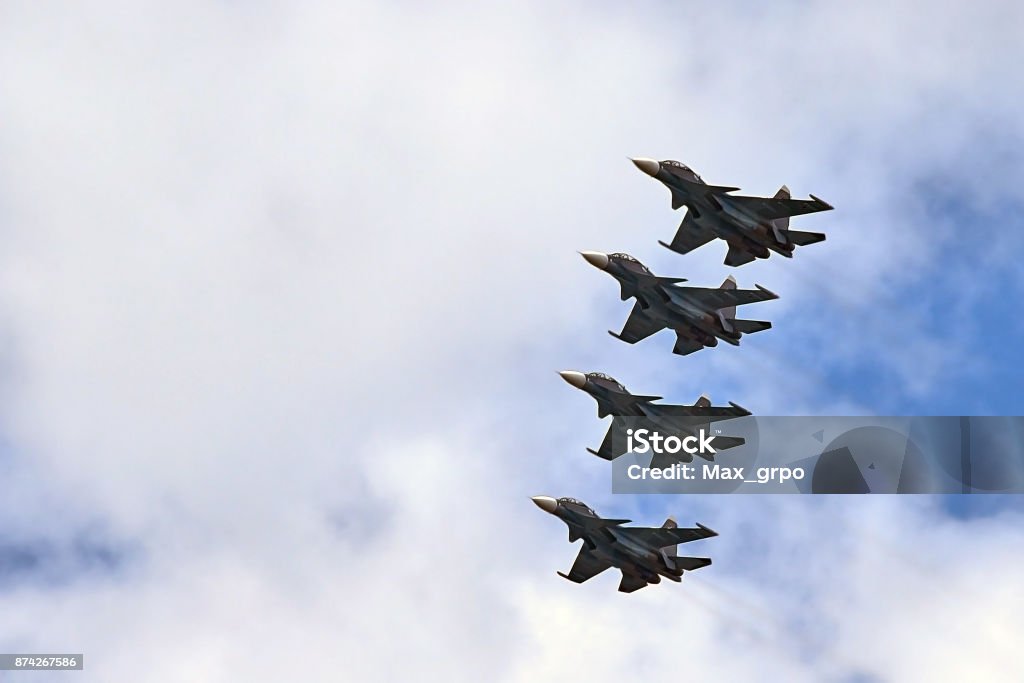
top-left (725, 244), bottom-right (757, 267)
top-left (586, 447), bottom-right (615, 461)
top-left (709, 435), bottom-right (746, 453)
top-left (809, 194), bottom-right (833, 209)
top-left (728, 401), bottom-right (752, 415)
top-left (729, 319), bottom-right (772, 334)
top-left (618, 573), bottom-right (648, 593)
top-left (783, 229), bottom-right (827, 246)
top-left (696, 522), bottom-right (718, 537)
top-left (674, 556), bottom-right (712, 571)
top-left (672, 334), bottom-right (706, 356)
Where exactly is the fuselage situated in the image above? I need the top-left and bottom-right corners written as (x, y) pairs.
top-left (567, 516), bottom-right (679, 583)
top-left (701, 206), bottom-right (791, 257)
top-left (604, 260), bottom-right (739, 346)
top-left (659, 168), bottom-right (795, 256)
top-left (646, 286), bottom-right (740, 345)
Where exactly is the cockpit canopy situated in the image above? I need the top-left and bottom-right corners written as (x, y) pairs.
top-left (608, 252), bottom-right (652, 275)
top-left (557, 497), bottom-right (596, 515)
top-left (587, 372), bottom-right (626, 392)
top-left (661, 159), bottom-right (703, 183)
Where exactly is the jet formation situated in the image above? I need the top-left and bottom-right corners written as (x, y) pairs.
top-left (537, 156), bottom-right (833, 592)
top-left (559, 370), bottom-right (748, 465)
top-left (631, 157), bottom-right (833, 266)
top-left (581, 250), bottom-right (778, 356)
top-left (532, 495), bottom-right (717, 593)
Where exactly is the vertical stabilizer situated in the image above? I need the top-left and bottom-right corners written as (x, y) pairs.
top-left (772, 185), bottom-right (790, 241)
top-left (663, 517), bottom-right (678, 557)
top-left (719, 276), bottom-right (737, 321)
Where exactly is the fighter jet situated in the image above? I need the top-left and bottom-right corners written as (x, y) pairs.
top-left (559, 369), bottom-right (748, 464)
top-left (532, 495), bottom-right (717, 593)
top-left (631, 157), bottom-right (833, 266)
top-left (581, 251), bottom-right (778, 356)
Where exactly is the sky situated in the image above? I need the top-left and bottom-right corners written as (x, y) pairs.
top-left (0, 1), bottom-right (1023, 681)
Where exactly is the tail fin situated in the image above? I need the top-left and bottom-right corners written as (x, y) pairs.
top-left (663, 518), bottom-right (678, 557)
top-left (693, 394), bottom-right (712, 409)
top-left (773, 185), bottom-right (791, 230)
top-left (728, 319), bottom-right (772, 334)
top-left (769, 185), bottom-right (792, 242)
top-left (719, 276), bottom-right (737, 321)
top-left (782, 229), bottom-right (826, 246)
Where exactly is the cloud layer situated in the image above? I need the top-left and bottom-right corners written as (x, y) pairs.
top-left (1, 1), bottom-right (1023, 681)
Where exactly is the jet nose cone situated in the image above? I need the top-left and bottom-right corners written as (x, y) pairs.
top-left (631, 157), bottom-right (660, 177)
top-left (531, 495), bottom-right (558, 514)
top-left (559, 370), bottom-right (587, 389)
top-left (579, 251), bottom-right (610, 270)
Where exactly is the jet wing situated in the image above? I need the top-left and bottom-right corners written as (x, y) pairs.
top-left (677, 285), bottom-right (778, 311)
top-left (659, 211), bottom-right (717, 255)
top-left (558, 545), bottom-right (613, 584)
top-left (622, 523), bottom-right (718, 548)
top-left (589, 416), bottom-right (660, 461)
top-left (588, 421), bottom-right (623, 460)
top-left (651, 403), bottom-right (749, 419)
top-left (646, 433), bottom-right (743, 466)
top-left (725, 193), bottom-right (833, 220)
top-left (609, 303), bottom-right (666, 344)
